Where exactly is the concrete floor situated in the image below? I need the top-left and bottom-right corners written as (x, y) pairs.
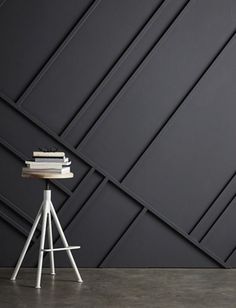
top-left (0, 268), bottom-right (236, 307)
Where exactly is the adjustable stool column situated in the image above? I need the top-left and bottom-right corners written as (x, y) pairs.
top-left (11, 172), bottom-right (83, 288)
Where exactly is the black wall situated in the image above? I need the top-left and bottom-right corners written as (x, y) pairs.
top-left (0, 0), bottom-right (236, 268)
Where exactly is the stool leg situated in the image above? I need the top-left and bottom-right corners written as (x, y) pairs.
top-left (35, 202), bottom-right (48, 288)
top-left (11, 203), bottom-right (43, 281)
top-left (50, 202), bottom-right (83, 283)
top-left (47, 211), bottom-right (55, 275)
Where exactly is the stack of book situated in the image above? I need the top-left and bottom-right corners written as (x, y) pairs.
top-left (23, 151), bottom-right (71, 175)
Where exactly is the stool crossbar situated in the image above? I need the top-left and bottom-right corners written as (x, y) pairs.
top-left (11, 179), bottom-right (83, 288)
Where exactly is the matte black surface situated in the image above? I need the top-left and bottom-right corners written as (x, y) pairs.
top-left (0, 0), bottom-right (93, 100)
top-left (0, 0), bottom-right (236, 268)
top-left (23, 0), bottom-right (162, 133)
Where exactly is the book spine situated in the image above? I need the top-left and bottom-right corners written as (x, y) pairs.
top-left (33, 152), bottom-right (65, 157)
top-left (25, 162), bottom-right (71, 169)
top-left (22, 167), bottom-right (70, 174)
top-left (33, 156), bottom-right (66, 160)
top-left (35, 158), bottom-right (68, 162)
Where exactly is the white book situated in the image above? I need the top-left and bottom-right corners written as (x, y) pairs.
top-left (35, 157), bottom-right (69, 163)
top-left (25, 161), bottom-right (71, 169)
top-left (23, 167), bottom-right (70, 174)
top-left (33, 151), bottom-right (65, 158)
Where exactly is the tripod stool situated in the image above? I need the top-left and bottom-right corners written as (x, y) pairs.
top-left (11, 172), bottom-right (83, 288)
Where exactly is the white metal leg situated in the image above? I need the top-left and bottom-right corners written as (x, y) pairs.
top-left (11, 187), bottom-right (82, 288)
top-left (35, 201), bottom-right (49, 289)
top-left (10, 203), bottom-right (43, 281)
top-left (47, 211), bottom-right (55, 275)
top-left (50, 202), bottom-right (83, 282)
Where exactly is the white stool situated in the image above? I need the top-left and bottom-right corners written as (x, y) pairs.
top-left (11, 172), bottom-right (83, 288)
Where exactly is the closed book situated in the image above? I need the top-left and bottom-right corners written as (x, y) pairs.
top-left (35, 157), bottom-right (69, 163)
top-left (33, 151), bottom-right (65, 158)
top-left (25, 161), bottom-right (71, 169)
top-left (22, 167), bottom-right (70, 174)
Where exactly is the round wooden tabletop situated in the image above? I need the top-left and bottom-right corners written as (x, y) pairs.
top-left (22, 172), bottom-right (74, 179)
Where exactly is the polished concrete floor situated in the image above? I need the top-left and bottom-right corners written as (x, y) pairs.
top-left (0, 268), bottom-right (236, 307)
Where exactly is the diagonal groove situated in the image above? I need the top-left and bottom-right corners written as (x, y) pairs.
top-left (57, 167), bottom-right (95, 216)
top-left (76, 0), bottom-right (192, 151)
top-left (225, 245), bottom-right (236, 263)
top-left (98, 207), bottom-right (147, 267)
top-left (60, 0), bottom-right (169, 137)
top-left (189, 171), bottom-right (236, 235)
top-left (57, 173), bottom-right (227, 268)
top-left (0, 208), bottom-right (35, 241)
top-left (99, 205), bottom-right (227, 268)
top-left (120, 29), bottom-right (236, 182)
top-left (199, 194), bottom-right (236, 243)
top-left (0, 91), bottom-right (92, 170)
top-left (57, 177), bottom-right (107, 235)
top-left (0, 192), bottom-right (34, 227)
top-left (16, 0), bottom-right (101, 106)
top-left (0, 93), bottom-right (228, 267)
top-left (113, 181), bottom-right (228, 268)
top-left (0, 196), bottom-right (38, 243)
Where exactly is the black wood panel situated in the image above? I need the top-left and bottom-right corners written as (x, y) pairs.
top-left (0, 217), bottom-right (27, 266)
top-left (103, 212), bottom-right (218, 267)
top-left (81, 0), bottom-right (236, 180)
top-left (64, 0), bottom-right (187, 147)
top-left (0, 0), bottom-right (93, 100)
top-left (123, 35), bottom-right (236, 233)
top-left (51, 182), bottom-right (142, 267)
top-left (202, 197), bottom-right (236, 261)
top-left (22, 0), bottom-right (162, 133)
top-left (190, 173), bottom-right (236, 242)
top-left (0, 0), bottom-right (236, 267)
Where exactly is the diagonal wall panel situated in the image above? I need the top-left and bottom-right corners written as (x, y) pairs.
top-left (190, 172), bottom-right (236, 242)
top-left (80, 0), bottom-right (236, 180)
top-left (63, 0), bottom-right (187, 146)
top-left (103, 212), bottom-right (219, 267)
top-left (0, 217), bottom-right (27, 267)
top-left (201, 197), bottom-right (236, 262)
top-left (22, 0), bottom-right (162, 133)
top-left (51, 182), bottom-right (142, 267)
top-left (0, 0), bottom-right (93, 100)
top-left (0, 0), bottom-right (236, 267)
top-left (123, 35), bottom-right (236, 233)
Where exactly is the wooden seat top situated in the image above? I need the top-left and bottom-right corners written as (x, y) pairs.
top-left (22, 172), bottom-right (74, 179)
